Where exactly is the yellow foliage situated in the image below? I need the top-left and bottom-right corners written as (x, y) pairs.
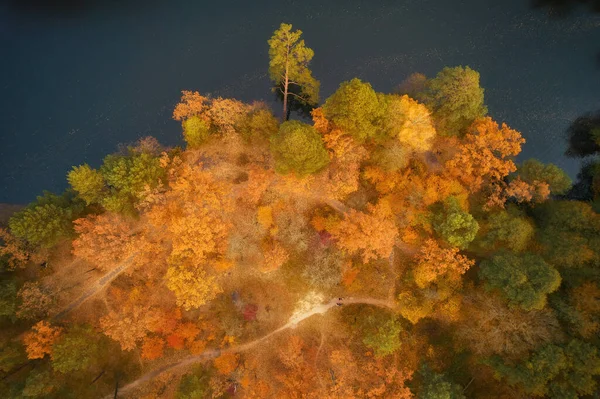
top-left (257, 206), bottom-right (273, 230)
top-left (387, 95), bottom-right (436, 152)
top-left (165, 264), bottom-right (223, 310)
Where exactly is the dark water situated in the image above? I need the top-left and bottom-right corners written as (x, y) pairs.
top-left (1, 0), bottom-right (599, 204)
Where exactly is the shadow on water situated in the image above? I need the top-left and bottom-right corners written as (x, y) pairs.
top-left (532, 0), bottom-right (600, 16)
top-left (5, 0), bottom-right (159, 17)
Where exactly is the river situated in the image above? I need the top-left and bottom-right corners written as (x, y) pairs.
top-left (1, 0), bottom-right (599, 203)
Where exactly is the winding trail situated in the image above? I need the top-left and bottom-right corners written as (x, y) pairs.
top-left (107, 296), bottom-right (396, 398)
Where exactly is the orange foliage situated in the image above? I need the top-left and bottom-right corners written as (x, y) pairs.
top-left (328, 200), bottom-right (398, 262)
top-left (141, 336), bottom-right (165, 360)
top-left (413, 239), bottom-right (474, 288)
top-left (166, 333), bottom-right (185, 349)
top-left (172, 91), bottom-right (208, 121)
top-left (99, 305), bottom-right (160, 351)
top-left (311, 107), bottom-right (330, 134)
top-left (72, 213), bottom-right (138, 270)
top-left (206, 97), bottom-right (249, 134)
top-left (446, 117), bottom-right (525, 192)
top-left (23, 321), bottom-right (62, 360)
top-left (214, 352), bottom-right (239, 375)
top-left (0, 227), bottom-right (42, 270)
top-left (260, 240), bottom-right (289, 273)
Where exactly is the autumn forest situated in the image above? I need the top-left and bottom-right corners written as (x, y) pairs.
top-left (1, 22), bottom-right (600, 399)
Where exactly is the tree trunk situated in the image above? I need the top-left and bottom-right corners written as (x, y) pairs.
top-left (283, 38), bottom-right (290, 121)
top-left (114, 378), bottom-right (119, 399)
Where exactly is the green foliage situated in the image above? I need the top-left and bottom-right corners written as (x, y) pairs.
top-left (51, 325), bottom-right (99, 373)
top-left (0, 343), bottom-right (26, 373)
top-left (418, 66), bottom-right (487, 137)
top-left (534, 201), bottom-right (600, 269)
top-left (518, 159), bottom-right (572, 195)
top-left (100, 151), bottom-right (165, 200)
top-left (371, 141), bottom-right (411, 172)
top-left (183, 116), bottom-right (210, 149)
top-left (479, 252), bottom-right (561, 311)
top-left (270, 120), bottom-right (329, 176)
top-left (268, 23), bottom-right (320, 111)
top-left (67, 164), bottom-right (107, 205)
top-left (486, 339), bottom-right (600, 398)
top-left (417, 364), bottom-right (466, 399)
top-left (362, 317), bottom-right (403, 357)
top-left (432, 197), bottom-right (479, 249)
top-left (322, 78), bottom-right (385, 142)
top-left (22, 368), bottom-right (58, 397)
top-left (8, 191), bottom-right (83, 248)
top-left (476, 208), bottom-right (534, 253)
top-left (176, 366), bottom-right (212, 399)
top-left (0, 280), bottom-right (17, 320)
top-left (237, 107), bottom-right (279, 142)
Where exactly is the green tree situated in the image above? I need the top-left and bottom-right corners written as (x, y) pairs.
top-left (0, 343), bottom-right (26, 373)
top-left (534, 201), bottom-right (600, 269)
top-left (418, 66), bottom-right (487, 137)
top-left (8, 191), bottom-right (83, 248)
top-left (486, 339), bottom-right (600, 398)
top-left (22, 368), bottom-right (58, 397)
top-left (237, 107), bottom-right (279, 143)
top-left (268, 23), bottom-right (319, 120)
top-left (51, 325), bottom-right (99, 373)
top-left (518, 159), bottom-right (572, 195)
top-left (0, 280), bottom-right (17, 320)
top-left (67, 164), bottom-right (107, 205)
top-left (270, 120), bottom-right (329, 176)
top-left (176, 366), bottom-right (212, 399)
top-left (432, 197), bottom-right (479, 249)
top-left (100, 152), bottom-right (165, 200)
top-left (182, 116), bottom-right (210, 149)
top-left (479, 252), bottom-right (561, 311)
top-left (475, 208), bottom-right (534, 253)
top-left (362, 317), bottom-right (403, 358)
top-left (322, 78), bottom-right (385, 142)
top-left (417, 364), bottom-right (466, 399)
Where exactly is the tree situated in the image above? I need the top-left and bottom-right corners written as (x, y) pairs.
top-left (100, 151), bottom-right (165, 202)
top-left (385, 94), bottom-right (436, 152)
top-left (67, 164), bottom-right (107, 205)
top-left (166, 264), bottom-right (223, 310)
top-left (72, 213), bottom-right (138, 270)
top-left (176, 366), bottom-right (212, 399)
top-left (432, 197), bottom-right (479, 249)
top-left (0, 280), bottom-right (17, 320)
top-left (182, 116), bottom-right (210, 149)
top-left (413, 239), bottom-right (474, 288)
top-left (475, 208), bottom-right (535, 253)
top-left (455, 290), bottom-right (562, 358)
top-left (51, 325), bottom-right (99, 373)
top-left (99, 305), bottom-right (158, 351)
top-left (362, 317), bottom-right (403, 357)
top-left (172, 90), bottom-right (208, 121)
top-left (213, 352), bottom-right (239, 375)
top-left (486, 339), bottom-right (600, 398)
top-left (8, 191), bottom-right (82, 248)
top-left (446, 117), bottom-right (525, 193)
top-left (322, 78), bottom-right (385, 142)
top-left (327, 200), bottom-right (398, 262)
top-left (141, 336), bottom-right (165, 360)
top-left (479, 252), bottom-right (561, 311)
top-left (417, 364), bottom-right (466, 399)
top-left (418, 66), bottom-right (487, 137)
top-left (16, 282), bottom-right (53, 321)
top-left (268, 23), bottom-right (319, 120)
top-left (517, 159), bottom-right (572, 195)
top-left (23, 321), bottom-right (62, 360)
top-left (270, 120), bottom-right (329, 176)
top-left (237, 106), bottom-right (279, 143)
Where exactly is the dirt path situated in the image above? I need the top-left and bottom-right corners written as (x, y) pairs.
top-left (107, 296), bottom-right (396, 398)
top-left (52, 255), bottom-right (135, 321)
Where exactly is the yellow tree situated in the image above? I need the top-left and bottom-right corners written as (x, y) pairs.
top-left (385, 94), bottom-right (436, 152)
top-left (413, 239), bottom-right (474, 288)
top-left (165, 263), bottom-right (223, 310)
